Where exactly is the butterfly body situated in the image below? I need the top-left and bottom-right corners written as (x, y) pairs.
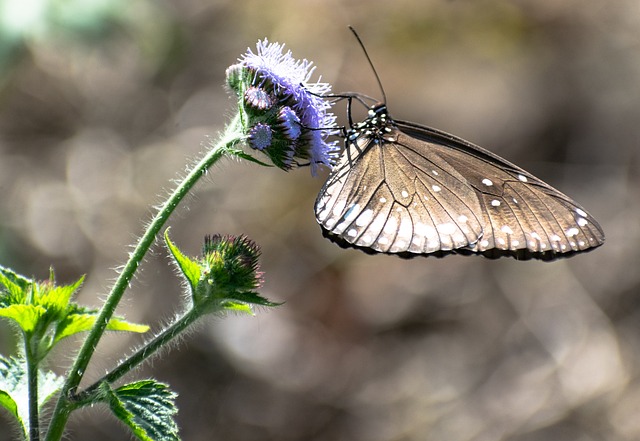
top-left (315, 103), bottom-right (604, 260)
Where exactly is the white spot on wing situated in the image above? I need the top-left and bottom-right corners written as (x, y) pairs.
top-left (501, 225), bottom-right (513, 235)
top-left (392, 240), bottom-right (406, 251)
top-left (482, 178), bottom-right (493, 186)
top-left (518, 174), bottom-right (528, 182)
top-left (576, 208), bottom-right (587, 217)
top-left (415, 222), bottom-right (437, 239)
top-left (332, 200), bottom-right (346, 216)
top-left (437, 223), bottom-right (457, 235)
top-left (384, 216), bottom-right (398, 234)
top-left (566, 227), bottom-right (579, 237)
top-left (343, 204), bottom-right (360, 222)
top-left (491, 199), bottom-right (501, 207)
top-left (397, 216), bottom-right (413, 239)
top-left (355, 209), bottom-right (374, 227)
top-left (401, 190), bottom-right (409, 198)
top-left (432, 185), bottom-right (442, 192)
top-left (577, 217), bottom-right (588, 227)
top-left (347, 228), bottom-right (357, 237)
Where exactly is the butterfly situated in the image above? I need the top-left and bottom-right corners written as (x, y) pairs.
top-left (314, 31), bottom-right (604, 261)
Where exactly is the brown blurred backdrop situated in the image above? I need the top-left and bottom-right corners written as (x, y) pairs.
top-left (0, 0), bottom-right (638, 440)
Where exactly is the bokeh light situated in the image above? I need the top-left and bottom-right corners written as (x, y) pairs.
top-left (1, 1), bottom-right (638, 440)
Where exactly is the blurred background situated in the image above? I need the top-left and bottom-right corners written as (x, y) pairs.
top-left (0, 0), bottom-right (638, 440)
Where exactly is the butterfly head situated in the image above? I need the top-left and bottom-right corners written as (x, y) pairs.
top-left (346, 103), bottom-right (396, 146)
top-left (368, 102), bottom-right (388, 117)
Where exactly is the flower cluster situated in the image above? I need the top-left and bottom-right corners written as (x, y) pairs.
top-left (164, 231), bottom-right (275, 315)
top-left (226, 40), bottom-right (339, 175)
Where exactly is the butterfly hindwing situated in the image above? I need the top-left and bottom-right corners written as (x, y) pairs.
top-left (315, 105), bottom-right (604, 260)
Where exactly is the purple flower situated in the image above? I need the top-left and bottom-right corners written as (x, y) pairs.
top-left (244, 87), bottom-right (274, 110)
top-left (248, 123), bottom-right (273, 151)
top-left (277, 107), bottom-right (301, 140)
top-left (226, 40), bottom-right (339, 175)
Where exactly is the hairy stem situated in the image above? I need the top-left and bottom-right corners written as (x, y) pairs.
top-left (72, 307), bottom-right (201, 406)
top-left (44, 114), bottom-right (243, 441)
top-left (25, 336), bottom-right (39, 441)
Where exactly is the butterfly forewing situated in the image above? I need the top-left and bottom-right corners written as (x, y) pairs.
top-left (315, 104), bottom-right (605, 260)
top-left (396, 121), bottom-right (604, 257)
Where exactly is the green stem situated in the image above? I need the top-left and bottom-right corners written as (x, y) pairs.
top-left (25, 336), bottom-right (39, 441)
top-left (72, 307), bottom-right (201, 406)
top-left (44, 114), bottom-right (244, 441)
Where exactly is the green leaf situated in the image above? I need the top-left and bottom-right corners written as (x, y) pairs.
top-left (54, 313), bottom-right (96, 341)
top-left (103, 380), bottom-right (180, 441)
top-left (0, 304), bottom-right (46, 333)
top-left (0, 265), bottom-right (32, 292)
top-left (0, 270), bottom-right (31, 307)
top-left (225, 291), bottom-right (282, 308)
top-left (227, 148), bottom-right (274, 168)
top-left (0, 390), bottom-right (20, 437)
top-left (0, 356), bottom-right (25, 435)
top-left (106, 318), bottom-right (150, 333)
top-left (220, 301), bottom-right (255, 315)
top-left (54, 313), bottom-right (149, 343)
top-left (38, 275), bottom-right (84, 312)
top-left (0, 355), bottom-right (63, 438)
top-left (164, 229), bottom-right (201, 293)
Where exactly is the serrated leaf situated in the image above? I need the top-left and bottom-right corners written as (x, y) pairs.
top-left (53, 313), bottom-right (95, 342)
top-left (38, 275), bottom-right (84, 312)
top-left (0, 304), bottom-right (46, 333)
top-left (164, 229), bottom-right (201, 293)
top-left (0, 265), bottom-right (32, 292)
top-left (54, 313), bottom-right (149, 343)
top-left (0, 272), bottom-right (30, 307)
top-left (104, 380), bottom-right (179, 441)
top-left (0, 355), bottom-right (63, 438)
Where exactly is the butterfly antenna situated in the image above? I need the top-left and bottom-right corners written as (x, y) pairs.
top-left (348, 26), bottom-right (387, 105)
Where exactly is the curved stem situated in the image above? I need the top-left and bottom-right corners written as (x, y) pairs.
top-left (44, 114), bottom-right (244, 441)
top-left (72, 307), bottom-right (201, 406)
